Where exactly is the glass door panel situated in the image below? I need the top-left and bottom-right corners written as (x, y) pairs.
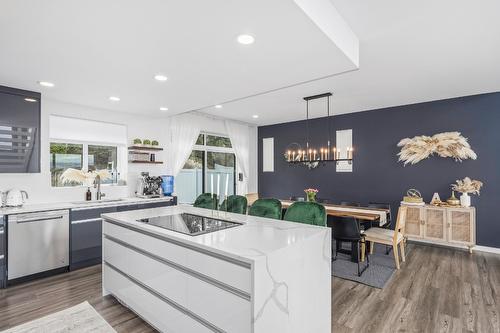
top-left (176, 150), bottom-right (204, 204)
top-left (205, 152), bottom-right (235, 199)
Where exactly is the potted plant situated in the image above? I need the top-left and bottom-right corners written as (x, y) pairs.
top-left (151, 140), bottom-right (159, 146)
top-left (304, 188), bottom-right (319, 202)
top-left (451, 177), bottom-right (483, 207)
top-left (133, 138), bottom-right (142, 145)
top-left (143, 139), bottom-right (151, 146)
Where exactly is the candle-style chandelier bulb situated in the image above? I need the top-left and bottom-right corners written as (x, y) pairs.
top-left (285, 92), bottom-right (353, 166)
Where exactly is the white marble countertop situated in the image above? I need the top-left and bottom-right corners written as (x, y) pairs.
top-left (102, 204), bottom-right (330, 265)
top-left (0, 196), bottom-right (174, 215)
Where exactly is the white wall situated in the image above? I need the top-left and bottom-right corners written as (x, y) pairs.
top-left (0, 99), bottom-right (168, 204)
top-left (0, 100), bottom-right (258, 204)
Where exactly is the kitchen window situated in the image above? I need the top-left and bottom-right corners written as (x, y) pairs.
top-left (48, 115), bottom-right (127, 187)
top-left (176, 133), bottom-right (236, 204)
top-left (50, 142), bottom-right (119, 187)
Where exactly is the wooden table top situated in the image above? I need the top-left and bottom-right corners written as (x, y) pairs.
top-left (280, 200), bottom-right (385, 221)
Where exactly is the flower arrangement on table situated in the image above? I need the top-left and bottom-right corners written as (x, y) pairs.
top-left (451, 177), bottom-right (483, 207)
top-left (304, 188), bottom-right (319, 202)
top-left (60, 168), bottom-right (111, 187)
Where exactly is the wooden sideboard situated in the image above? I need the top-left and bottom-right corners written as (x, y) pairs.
top-left (402, 204), bottom-right (476, 252)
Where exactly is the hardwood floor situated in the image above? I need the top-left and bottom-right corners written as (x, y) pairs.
top-left (333, 244), bottom-right (500, 333)
top-left (0, 244), bottom-right (499, 332)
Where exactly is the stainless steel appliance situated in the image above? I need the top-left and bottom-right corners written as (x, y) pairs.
top-left (136, 173), bottom-right (163, 198)
top-left (137, 213), bottom-right (241, 236)
top-left (8, 210), bottom-right (69, 280)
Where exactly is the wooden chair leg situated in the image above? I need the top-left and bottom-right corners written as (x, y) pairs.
top-left (399, 241), bottom-right (406, 262)
top-left (361, 241), bottom-right (366, 262)
top-left (369, 241), bottom-right (374, 254)
top-left (393, 244), bottom-right (400, 269)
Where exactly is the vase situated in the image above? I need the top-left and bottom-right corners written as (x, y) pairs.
top-left (307, 192), bottom-right (316, 202)
top-left (460, 193), bottom-right (471, 207)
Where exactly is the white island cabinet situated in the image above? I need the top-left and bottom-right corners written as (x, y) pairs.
top-left (102, 205), bottom-right (331, 333)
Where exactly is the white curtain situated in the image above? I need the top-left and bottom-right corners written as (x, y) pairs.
top-left (166, 115), bottom-right (200, 177)
top-left (225, 120), bottom-right (251, 195)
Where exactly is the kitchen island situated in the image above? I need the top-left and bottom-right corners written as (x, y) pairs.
top-left (101, 205), bottom-right (331, 333)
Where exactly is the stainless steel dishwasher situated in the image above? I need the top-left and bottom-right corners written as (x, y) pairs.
top-left (8, 210), bottom-right (69, 280)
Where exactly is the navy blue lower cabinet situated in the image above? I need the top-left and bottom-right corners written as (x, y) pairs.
top-left (69, 206), bottom-right (117, 270)
top-left (0, 216), bottom-right (6, 288)
top-left (70, 200), bottom-right (175, 270)
top-left (70, 218), bottom-right (103, 270)
top-left (138, 201), bottom-right (173, 209)
top-left (117, 204), bottom-right (139, 212)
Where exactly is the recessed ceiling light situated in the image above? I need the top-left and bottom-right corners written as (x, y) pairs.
top-left (109, 96), bottom-right (120, 102)
top-left (154, 74), bottom-right (168, 82)
top-left (237, 34), bottom-right (255, 45)
top-left (252, 115), bottom-right (259, 119)
top-left (24, 98), bottom-right (38, 103)
top-left (160, 107), bottom-right (169, 111)
top-left (37, 81), bottom-right (54, 87)
top-left (215, 104), bottom-right (223, 109)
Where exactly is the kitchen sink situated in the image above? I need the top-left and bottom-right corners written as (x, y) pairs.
top-left (71, 199), bottom-right (125, 205)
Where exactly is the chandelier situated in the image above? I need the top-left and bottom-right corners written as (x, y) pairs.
top-left (285, 92), bottom-right (353, 168)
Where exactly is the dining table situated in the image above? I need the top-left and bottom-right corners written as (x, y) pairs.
top-left (280, 199), bottom-right (390, 262)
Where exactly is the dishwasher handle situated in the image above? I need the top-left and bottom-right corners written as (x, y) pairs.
top-left (14, 215), bottom-right (65, 224)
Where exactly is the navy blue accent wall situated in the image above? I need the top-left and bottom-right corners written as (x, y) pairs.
top-left (258, 92), bottom-right (500, 248)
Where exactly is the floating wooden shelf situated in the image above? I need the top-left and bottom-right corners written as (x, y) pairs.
top-left (128, 146), bottom-right (164, 151)
top-left (129, 160), bottom-right (164, 164)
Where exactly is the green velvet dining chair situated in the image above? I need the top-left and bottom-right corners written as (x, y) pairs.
top-left (283, 201), bottom-right (327, 226)
top-left (193, 193), bottom-right (217, 210)
top-left (248, 198), bottom-right (282, 220)
top-left (219, 195), bottom-right (248, 214)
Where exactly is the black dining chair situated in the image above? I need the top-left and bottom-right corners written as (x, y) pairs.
top-left (340, 201), bottom-right (360, 207)
top-left (316, 197), bottom-right (332, 204)
top-left (368, 202), bottom-right (393, 254)
top-left (332, 216), bottom-right (369, 277)
top-left (289, 196), bottom-right (305, 202)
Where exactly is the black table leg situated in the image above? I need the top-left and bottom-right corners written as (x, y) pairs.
top-left (351, 241), bottom-right (359, 262)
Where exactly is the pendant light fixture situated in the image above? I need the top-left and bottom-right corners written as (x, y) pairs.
top-left (285, 92), bottom-right (353, 168)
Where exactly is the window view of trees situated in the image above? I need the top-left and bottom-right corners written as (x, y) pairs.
top-left (50, 143), bottom-right (83, 187)
top-left (50, 142), bottom-right (118, 187)
top-left (206, 134), bottom-right (232, 148)
top-left (88, 145), bottom-right (117, 171)
top-left (176, 133), bottom-right (235, 203)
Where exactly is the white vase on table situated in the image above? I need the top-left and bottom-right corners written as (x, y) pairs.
top-left (460, 192), bottom-right (471, 207)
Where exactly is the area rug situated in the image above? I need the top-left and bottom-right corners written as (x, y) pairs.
top-left (332, 242), bottom-right (406, 289)
top-left (0, 302), bottom-right (116, 333)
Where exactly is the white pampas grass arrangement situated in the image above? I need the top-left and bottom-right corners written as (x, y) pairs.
top-left (451, 177), bottom-right (483, 195)
top-left (397, 131), bottom-right (477, 166)
top-left (60, 168), bottom-right (111, 187)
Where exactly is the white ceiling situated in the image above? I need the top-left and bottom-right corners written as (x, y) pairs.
top-left (2, 1), bottom-right (500, 126)
top-left (0, 0), bottom-right (356, 118)
top-left (205, 0), bottom-right (500, 125)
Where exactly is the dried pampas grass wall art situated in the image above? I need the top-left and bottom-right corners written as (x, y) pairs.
top-left (397, 131), bottom-right (477, 166)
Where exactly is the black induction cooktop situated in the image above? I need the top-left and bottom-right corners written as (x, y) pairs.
top-left (137, 213), bottom-right (241, 236)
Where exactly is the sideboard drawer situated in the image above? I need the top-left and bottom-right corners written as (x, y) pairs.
top-left (104, 237), bottom-right (251, 333)
top-left (102, 221), bottom-right (252, 294)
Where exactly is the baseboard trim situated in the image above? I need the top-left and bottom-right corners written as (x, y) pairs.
top-left (475, 245), bottom-right (500, 255)
top-left (408, 239), bottom-right (500, 255)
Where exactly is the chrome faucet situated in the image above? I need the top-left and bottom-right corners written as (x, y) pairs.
top-left (94, 175), bottom-right (106, 200)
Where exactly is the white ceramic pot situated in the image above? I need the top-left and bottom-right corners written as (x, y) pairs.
top-left (460, 193), bottom-right (471, 207)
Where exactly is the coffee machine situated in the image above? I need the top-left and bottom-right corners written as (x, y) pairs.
top-left (136, 172), bottom-right (163, 198)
